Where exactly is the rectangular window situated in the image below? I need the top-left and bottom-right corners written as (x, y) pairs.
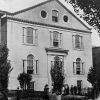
top-left (50, 31), bottom-right (62, 47)
top-left (52, 10), bottom-right (58, 22)
top-left (72, 35), bottom-right (83, 50)
top-left (77, 80), bottom-right (82, 88)
top-left (22, 27), bottom-right (38, 45)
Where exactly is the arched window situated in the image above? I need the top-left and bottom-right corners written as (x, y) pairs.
top-left (76, 58), bottom-right (81, 74)
top-left (27, 54), bottom-right (34, 74)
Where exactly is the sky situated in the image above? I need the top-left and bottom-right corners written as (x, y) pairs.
top-left (0, 0), bottom-right (66, 12)
top-left (0, 0), bottom-right (100, 46)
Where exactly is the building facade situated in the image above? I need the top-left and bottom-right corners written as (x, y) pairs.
top-left (0, 0), bottom-right (92, 91)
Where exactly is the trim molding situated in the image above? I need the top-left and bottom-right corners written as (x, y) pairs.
top-left (45, 47), bottom-right (69, 54)
top-left (7, 16), bottom-right (92, 33)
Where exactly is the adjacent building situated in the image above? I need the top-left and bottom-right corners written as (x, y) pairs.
top-left (0, 0), bottom-right (92, 91)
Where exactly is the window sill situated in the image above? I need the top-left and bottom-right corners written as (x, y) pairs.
top-left (22, 43), bottom-right (38, 46)
top-left (73, 48), bottom-right (84, 51)
top-left (73, 73), bottom-right (85, 75)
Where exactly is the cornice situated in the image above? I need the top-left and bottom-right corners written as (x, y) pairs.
top-left (7, 17), bottom-right (92, 34)
top-left (45, 47), bottom-right (69, 54)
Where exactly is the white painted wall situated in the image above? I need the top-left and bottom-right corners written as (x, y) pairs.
top-left (7, 19), bottom-right (92, 91)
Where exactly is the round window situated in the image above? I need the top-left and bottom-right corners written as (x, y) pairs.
top-left (63, 15), bottom-right (68, 22)
top-left (41, 10), bottom-right (47, 18)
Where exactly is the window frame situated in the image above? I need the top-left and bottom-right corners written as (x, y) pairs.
top-left (27, 54), bottom-right (34, 74)
top-left (72, 35), bottom-right (83, 50)
top-left (50, 31), bottom-right (62, 47)
top-left (22, 27), bottom-right (38, 46)
top-left (73, 58), bottom-right (85, 75)
top-left (52, 10), bottom-right (59, 23)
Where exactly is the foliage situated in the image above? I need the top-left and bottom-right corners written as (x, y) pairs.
top-left (66, 0), bottom-right (100, 32)
top-left (87, 66), bottom-right (97, 87)
top-left (50, 56), bottom-right (65, 95)
top-left (0, 45), bottom-right (12, 92)
top-left (17, 72), bottom-right (32, 90)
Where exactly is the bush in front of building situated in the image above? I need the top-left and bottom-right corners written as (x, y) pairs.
top-left (17, 72), bottom-right (32, 91)
top-left (50, 56), bottom-right (65, 95)
top-left (0, 44), bottom-right (12, 100)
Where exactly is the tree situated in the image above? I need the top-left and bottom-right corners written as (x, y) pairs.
top-left (50, 56), bottom-right (65, 95)
top-left (65, 0), bottom-right (100, 32)
top-left (17, 72), bottom-right (32, 90)
top-left (0, 44), bottom-right (12, 99)
top-left (87, 66), bottom-right (97, 87)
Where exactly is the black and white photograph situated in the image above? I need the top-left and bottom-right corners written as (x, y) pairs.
top-left (0, 0), bottom-right (99, 100)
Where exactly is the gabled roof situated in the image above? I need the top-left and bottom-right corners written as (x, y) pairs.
top-left (10, 0), bottom-right (91, 30)
top-left (1, 0), bottom-right (91, 31)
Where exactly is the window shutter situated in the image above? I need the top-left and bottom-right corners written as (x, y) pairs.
top-left (73, 62), bottom-right (76, 74)
top-left (35, 60), bottom-right (39, 74)
top-left (22, 60), bottom-right (27, 73)
top-left (81, 36), bottom-right (84, 50)
top-left (22, 27), bottom-right (27, 43)
top-left (72, 35), bottom-right (75, 49)
top-left (35, 30), bottom-right (38, 45)
top-left (60, 33), bottom-right (62, 47)
top-left (50, 31), bottom-right (53, 46)
top-left (82, 62), bottom-right (85, 74)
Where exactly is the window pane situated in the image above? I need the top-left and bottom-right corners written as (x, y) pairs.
top-left (27, 27), bottom-right (33, 44)
top-left (76, 58), bottom-right (81, 74)
top-left (27, 55), bottom-right (34, 74)
top-left (53, 32), bottom-right (58, 41)
top-left (52, 10), bottom-right (58, 22)
top-left (53, 31), bottom-right (60, 47)
top-left (52, 10), bottom-right (58, 16)
top-left (75, 35), bottom-right (80, 49)
top-left (27, 36), bottom-right (33, 44)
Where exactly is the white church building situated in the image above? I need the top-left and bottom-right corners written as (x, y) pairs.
top-left (0, 0), bottom-right (92, 91)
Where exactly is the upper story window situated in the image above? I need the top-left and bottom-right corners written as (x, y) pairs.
top-left (63, 15), bottom-right (68, 22)
top-left (50, 31), bottom-right (62, 47)
top-left (22, 27), bottom-right (38, 45)
top-left (41, 10), bottom-right (47, 18)
top-left (72, 35), bottom-right (83, 50)
top-left (52, 10), bottom-right (58, 22)
top-left (73, 58), bottom-right (84, 75)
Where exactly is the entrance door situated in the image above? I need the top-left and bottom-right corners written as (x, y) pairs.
top-left (77, 80), bottom-right (82, 88)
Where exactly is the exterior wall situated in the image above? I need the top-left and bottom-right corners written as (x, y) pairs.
top-left (7, 19), bottom-right (92, 91)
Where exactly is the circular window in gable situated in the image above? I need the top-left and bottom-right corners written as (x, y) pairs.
top-left (41, 10), bottom-right (47, 18)
top-left (63, 15), bottom-right (68, 22)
